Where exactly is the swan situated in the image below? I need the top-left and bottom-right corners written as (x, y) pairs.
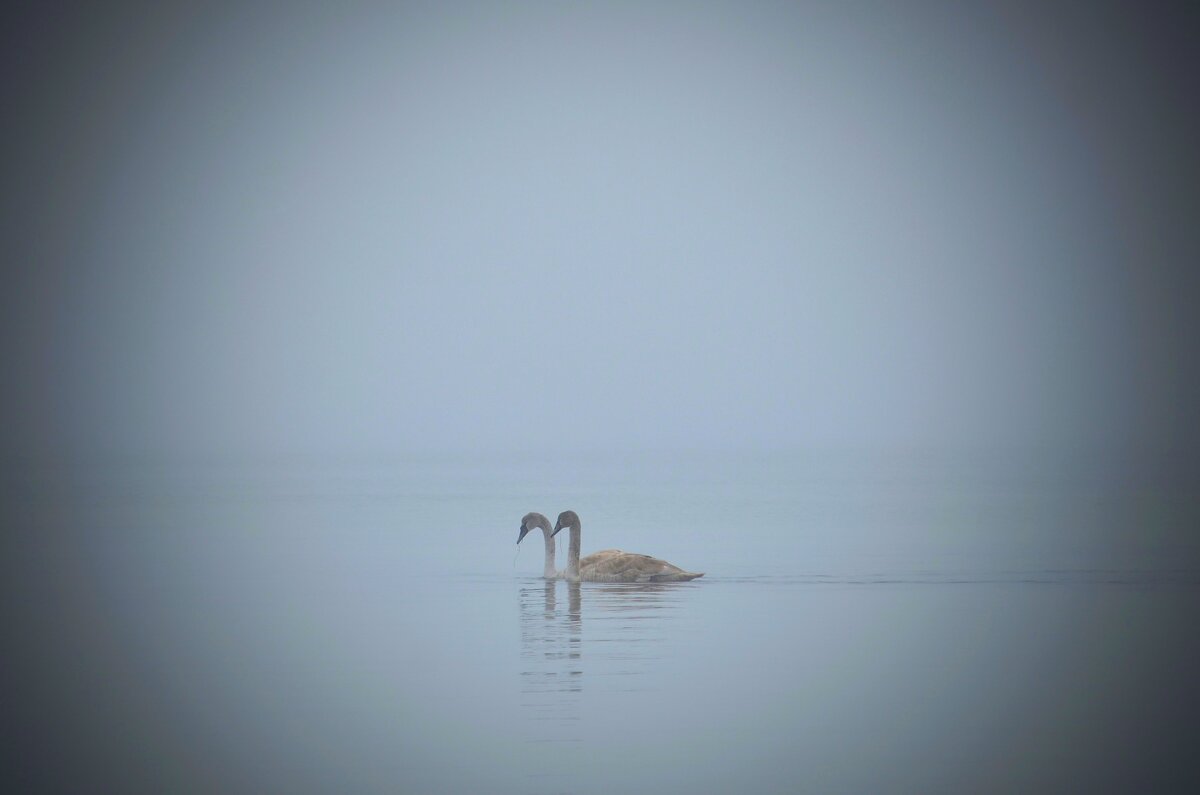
top-left (552, 510), bottom-right (704, 583)
top-left (518, 512), bottom-right (560, 579)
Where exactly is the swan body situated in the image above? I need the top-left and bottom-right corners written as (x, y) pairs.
top-left (554, 511), bottom-right (704, 583)
top-left (578, 548), bottom-right (705, 582)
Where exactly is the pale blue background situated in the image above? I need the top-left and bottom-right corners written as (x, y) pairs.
top-left (3, 2), bottom-right (1198, 792)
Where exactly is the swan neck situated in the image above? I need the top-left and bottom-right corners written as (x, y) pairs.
top-left (541, 526), bottom-right (557, 579)
top-left (567, 524), bottom-right (581, 580)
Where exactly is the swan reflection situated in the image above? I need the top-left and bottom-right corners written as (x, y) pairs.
top-left (518, 580), bottom-right (582, 713)
top-left (517, 579), bottom-right (699, 790)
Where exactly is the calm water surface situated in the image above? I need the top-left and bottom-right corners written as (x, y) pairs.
top-left (6, 453), bottom-right (1198, 792)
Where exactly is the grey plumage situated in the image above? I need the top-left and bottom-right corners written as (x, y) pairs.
top-left (553, 510), bottom-right (704, 583)
top-left (518, 512), bottom-right (560, 579)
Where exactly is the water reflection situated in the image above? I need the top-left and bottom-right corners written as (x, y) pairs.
top-left (517, 580), bottom-right (582, 792)
top-left (518, 580), bottom-right (582, 706)
top-left (517, 579), bottom-right (699, 791)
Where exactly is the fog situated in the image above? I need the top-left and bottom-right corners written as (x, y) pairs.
top-left (4, 6), bottom-right (1200, 792)
top-left (4, 1), bottom-right (1196, 464)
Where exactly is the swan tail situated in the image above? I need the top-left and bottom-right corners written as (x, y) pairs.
top-left (648, 571), bottom-right (705, 582)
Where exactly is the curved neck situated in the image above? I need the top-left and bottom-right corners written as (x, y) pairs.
top-left (566, 524), bottom-right (581, 580)
top-left (541, 527), bottom-right (557, 579)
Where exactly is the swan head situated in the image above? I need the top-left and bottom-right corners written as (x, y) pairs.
top-left (518, 512), bottom-right (552, 544)
top-left (552, 510), bottom-right (580, 537)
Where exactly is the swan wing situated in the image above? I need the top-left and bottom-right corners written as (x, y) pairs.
top-left (578, 549), bottom-right (625, 568)
top-left (579, 549), bottom-right (704, 583)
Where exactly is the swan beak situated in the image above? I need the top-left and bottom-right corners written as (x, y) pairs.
top-left (551, 519), bottom-right (563, 538)
top-left (517, 524), bottom-right (530, 544)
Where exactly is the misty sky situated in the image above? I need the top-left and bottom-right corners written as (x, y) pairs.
top-left (4, 1), bottom-right (1197, 461)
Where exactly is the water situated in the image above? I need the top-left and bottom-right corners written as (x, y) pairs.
top-left (5, 452), bottom-right (1198, 792)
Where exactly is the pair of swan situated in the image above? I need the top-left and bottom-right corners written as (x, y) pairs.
top-left (518, 510), bottom-right (704, 583)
